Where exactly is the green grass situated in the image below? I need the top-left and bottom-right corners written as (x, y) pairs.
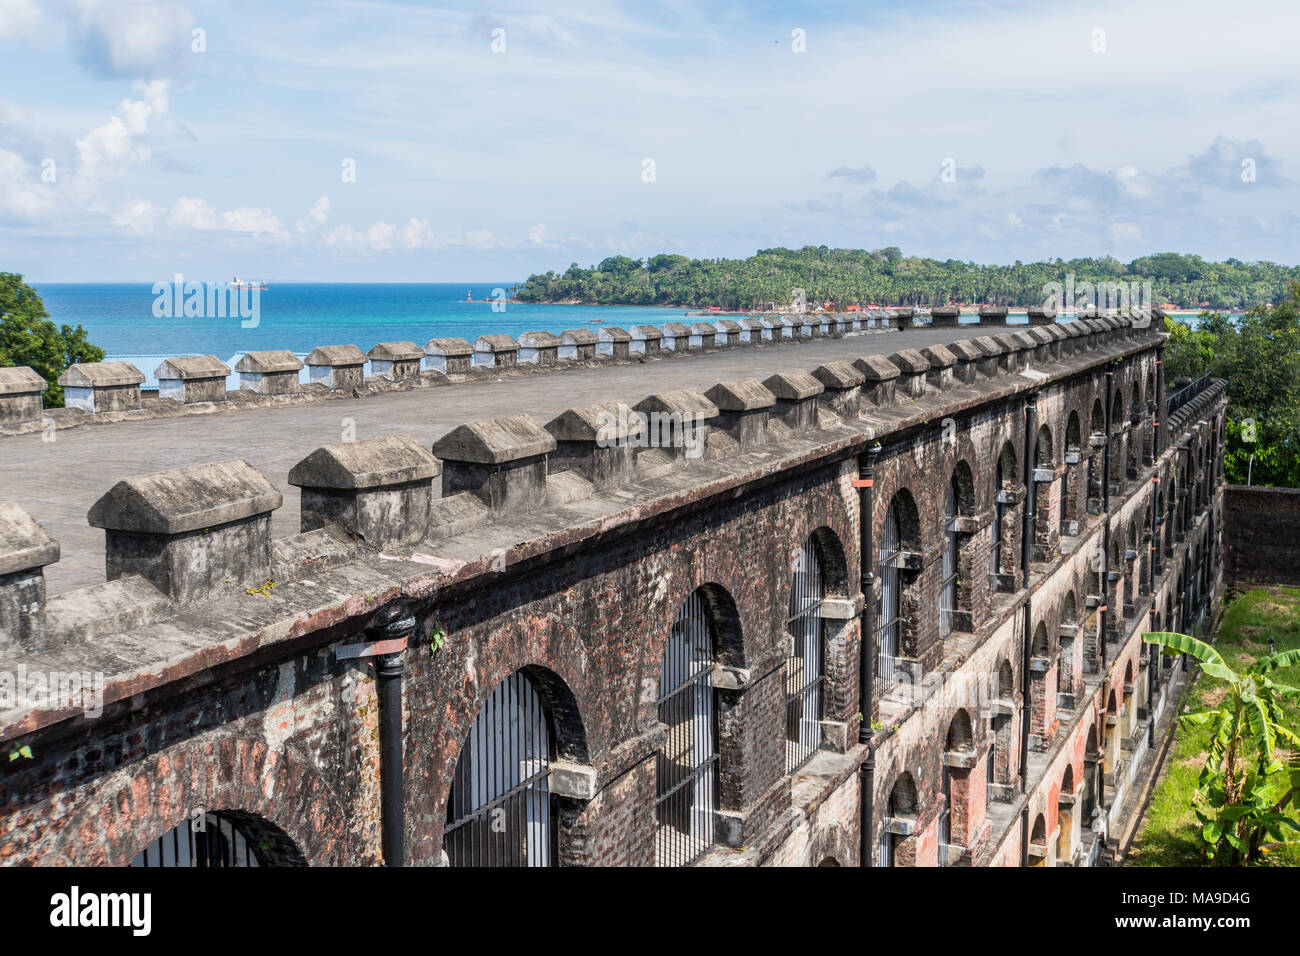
top-left (1128, 586), bottom-right (1300, 867)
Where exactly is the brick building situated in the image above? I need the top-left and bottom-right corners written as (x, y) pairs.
top-left (0, 311), bottom-right (1226, 867)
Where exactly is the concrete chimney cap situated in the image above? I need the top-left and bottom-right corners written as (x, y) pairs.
top-left (87, 458), bottom-right (282, 534)
top-left (306, 345), bottom-right (367, 365)
top-left (704, 379), bottom-right (777, 412)
top-left (58, 361), bottom-right (145, 388)
top-left (288, 434), bottom-right (441, 490)
top-left (432, 414), bottom-right (556, 464)
top-left (0, 501), bottom-right (59, 575)
top-left (762, 370), bottom-right (824, 400)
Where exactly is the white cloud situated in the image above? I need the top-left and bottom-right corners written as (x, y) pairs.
top-left (65, 0), bottom-right (193, 78)
top-left (296, 195), bottom-right (330, 232)
top-left (75, 80), bottom-right (169, 179)
top-left (0, 0), bottom-right (45, 40)
top-left (168, 195), bottom-right (288, 240)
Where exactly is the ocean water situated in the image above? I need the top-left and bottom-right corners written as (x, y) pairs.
top-left (33, 282), bottom-right (696, 387)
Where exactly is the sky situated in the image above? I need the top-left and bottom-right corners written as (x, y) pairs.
top-left (0, 0), bottom-right (1297, 282)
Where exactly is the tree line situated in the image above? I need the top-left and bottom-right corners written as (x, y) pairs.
top-left (510, 247), bottom-right (1300, 311)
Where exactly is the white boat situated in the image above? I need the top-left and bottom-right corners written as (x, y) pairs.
top-left (230, 276), bottom-right (268, 290)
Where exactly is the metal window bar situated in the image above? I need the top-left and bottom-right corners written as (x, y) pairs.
top-left (874, 506), bottom-right (902, 699)
top-left (938, 765), bottom-right (952, 866)
top-left (130, 812), bottom-right (261, 867)
top-left (989, 491), bottom-right (1003, 582)
top-left (940, 480), bottom-right (958, 638)
top-left (655, 590), bottom-right (718, 867)
top-left (785, 537), bottom-right (825, 773)
top-left (444, 670), bottom-right (555, 867)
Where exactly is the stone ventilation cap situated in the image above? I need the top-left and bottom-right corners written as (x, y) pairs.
top-left (0, 366), bottom-right (47, 394)
top-left (235, 350), bottom-right (304, 373)
top-left (979, 305), bottom-right (1009, 316)
top-left (714, 319), bottom-right (742, 332)
top-left (306, 345), bottom-right (366, 365)
top-left (992, 332), bottom-right (1022, 351)
top-left (474, 334), bottom-right (520, 352)
top-left (740, 318), bottom-right (765, 330)
top-left (1043, 325), bottom-right (1068, 341)
top-left (919, 344), bottom-right (957, 369)
top-left (930, 305), bottom-right (961, 318)
top-left (369, 341), bottom-right (423, 361)
top-left (0, 502), bottom-right (59, 575)
top-left (518, 331), bottom-right (561, 348)
top-left (87, 458), bottom-right (282, 534)
top-left (812, 360), bottom-right (866, 389)
top-left (630, 325), bottom-right (662, 340)
top-left (1063, 322), bottom-right (1088, 338)
top-left (154, 355), bottom-right (230, 380)
top-left (1024, 326), bottom-right (1054, 345)
top-left (854, 355), bottom-right (901, 381)
top-left (947, 339), bottom-right (984, 362)
top-left (704, 379), bottom-right (776, 411)
top-left (886, 349), bottom-right (931, 374)
top-left (432, 414), bottom-right (556, 464)
top-left (57, 361), bottom-right (145, 388)
top-left (763, 370), bottom-right (824, 400)
top-left (689, 321), bottom-right (717, 333)
top-left (561, 328), bottom-right (599, 345)
top-left (288, 434), bottom-right (441, 490)
top-left (974, 335), bottom-right (1007, 355)
top-left (545, 401), bottom-right (644, 442)
top-left (634, 389), bottom-right (719, 418)
top-left (423, 338), bottom-right (473, 356)
top-left (661, 322), bottom-right (691, 336)
top-left (1010, 330), bottom-right (1038, 349)
top-left (598, 326), bottom-right (631, 342)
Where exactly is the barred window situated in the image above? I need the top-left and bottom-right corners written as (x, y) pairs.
top-left (875, 503), bottom-right (902, 697)
top-left (444, 670), bottom-right (555, 867)
top-left (940, 478), bottom-right (958, 639)
top-left (656, 590), bottom-right (718, 867)
top-left (131, 812), bottom-right (263, 868)
top-left (785, 535), bottom-right (825, 772)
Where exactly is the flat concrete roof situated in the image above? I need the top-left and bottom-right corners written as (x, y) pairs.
top-left (2, 326), bottom-right (977, 594)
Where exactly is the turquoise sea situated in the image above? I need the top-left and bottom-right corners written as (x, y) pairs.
top-left (33, 282), bottom-right (696, 387)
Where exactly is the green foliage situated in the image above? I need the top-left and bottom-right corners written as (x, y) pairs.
top-left (0, 273), bottom-right (104, 408)
top-left (1164, 281), bottom-right (1300, 488)
top-left (1143, 628), bottom-right (1300, 865)
top-left (510, 247), bottom-right (1300, 311)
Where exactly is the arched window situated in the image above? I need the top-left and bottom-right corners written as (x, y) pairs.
top-left (990, 442), bottom-right (1018, 589)
top-left (656, 589), bottom-right (719, 867)
top-left (786, 535), bottom-right (825, 771)
top-left (877, 501), bottom-right (902, 693)
top-left (445, 670), bottom-right (555, 867)
top-left (131, 811), bottom-right (303, 867)
top-left (881, 772), bottom-right (918, 867)
top-left (940, 476), bottom-right (958, 639)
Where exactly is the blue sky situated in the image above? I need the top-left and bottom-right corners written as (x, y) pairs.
top-left (1, 0), bottom-right (1296, 281)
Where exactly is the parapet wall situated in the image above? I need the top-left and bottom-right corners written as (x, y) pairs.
top-left (0, 309), bottom-right (1153, 436)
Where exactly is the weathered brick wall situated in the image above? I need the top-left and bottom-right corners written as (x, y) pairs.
top-left (1224, 485), bottom-right (1300, 585)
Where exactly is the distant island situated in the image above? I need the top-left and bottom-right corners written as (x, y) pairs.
top-left (510, 247), bottom-right (1300, 311)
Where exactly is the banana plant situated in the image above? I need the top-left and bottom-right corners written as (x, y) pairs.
top-left (1143, 631), bottom-right (1300, 865)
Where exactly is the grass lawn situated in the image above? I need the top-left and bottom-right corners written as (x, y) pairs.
top-left (1128, 585), bottom-right (1300, 867)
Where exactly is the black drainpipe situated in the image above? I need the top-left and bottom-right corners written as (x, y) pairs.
top-left (1019, 392), bottom-right (1037, 866)
top-left (370, 601), bottom-right (417, 867)
top-left (857, 441), bottom-right (882, 867)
